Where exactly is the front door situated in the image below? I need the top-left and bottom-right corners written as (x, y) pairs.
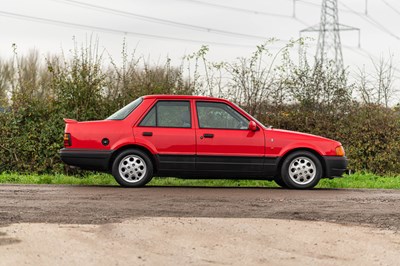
top-left (195, 101), bottom-right (265, 175)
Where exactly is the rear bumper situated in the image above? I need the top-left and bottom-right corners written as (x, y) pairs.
top-left (60, 148), bottom-right (113, 171)
top-left (323, 156), bottom-right (348, 178)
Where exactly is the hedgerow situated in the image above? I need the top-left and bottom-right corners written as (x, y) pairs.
top-left (0, 40), bottom-right (399, 174)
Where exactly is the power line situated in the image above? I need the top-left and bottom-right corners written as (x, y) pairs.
top-left (299, 0), bottom-right (400, 41)
top-left (182, 0), bottom-right (291, 18)
top-left (53, 0), bottom-right (277, 41)
top-left (297, 0), bottom-right (364, 15)
top-left (301, 29), bottom-right (400, 78)
top-left (0, 10), bottom-right (258, 48)
top-left (180, 0), bottom-right (309, 26)
top-left (381, 0), bottom-right (400, 17)
top-left (339, 2), bottom-right (400, 41)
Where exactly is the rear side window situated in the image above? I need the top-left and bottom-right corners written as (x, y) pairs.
top-left (139, 101), bottom-right (191, 128)
top-left (107, 97), bottom-right (143, 120)
top-left (196, 101), bottom-right (249, 129)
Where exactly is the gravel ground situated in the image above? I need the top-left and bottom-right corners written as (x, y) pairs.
top-left (1, 218), bottom-right (400, 265)
top-left (1, 185), bottom-right (400, 265)
top-left (1, 185), bottom-right (399, 229)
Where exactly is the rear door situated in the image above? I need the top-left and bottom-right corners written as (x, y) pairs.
top-left (134, 100), bottom-right (195, 172)
top-left (194, 101), bottom-right (265, 175)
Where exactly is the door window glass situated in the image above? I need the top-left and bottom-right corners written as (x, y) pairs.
top-left (139, 106), bottom-right (156, 126)
top-left (139, 101), bottom-right (191, 128)
top-left (196, 102), bottom-right (249, 129)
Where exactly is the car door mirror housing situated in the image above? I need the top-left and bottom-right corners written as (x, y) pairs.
top-left (248, 121), bottom-right (258, 131)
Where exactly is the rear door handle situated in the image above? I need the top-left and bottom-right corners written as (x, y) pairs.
top-left (142, 132), bottom-right (153, 136)
top-left (203, 133), bottom-right (214, 138)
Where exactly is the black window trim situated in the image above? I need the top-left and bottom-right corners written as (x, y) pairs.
top-left (138, 100), bottom-right (192, 129)
top-left (195, 101), bottom-right (250, 130)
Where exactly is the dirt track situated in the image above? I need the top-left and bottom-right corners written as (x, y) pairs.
top-left (0, 185), bottom-right (399, 229)
top-left (1, 185), bottom-right (400, 265)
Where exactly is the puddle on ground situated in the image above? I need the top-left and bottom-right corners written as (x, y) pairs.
top-left (0, 231), bottom-right (21, 246)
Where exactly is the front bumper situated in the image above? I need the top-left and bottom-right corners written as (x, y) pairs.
top-left (60, 148), bottom-right (113, 171)
top-left (323, 156), bottom-right (348, 178)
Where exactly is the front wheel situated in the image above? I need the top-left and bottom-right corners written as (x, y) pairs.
top-left (112, 149), bottom-right (154, 187)
top-left (280, 151), bottom-right (322, 189)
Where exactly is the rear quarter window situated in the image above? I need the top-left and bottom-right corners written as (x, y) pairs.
top-left (107, 97), bottom-right (143, 120)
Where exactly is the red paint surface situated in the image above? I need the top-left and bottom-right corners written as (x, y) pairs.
top-left (64, 95), bottom-right (344, 157)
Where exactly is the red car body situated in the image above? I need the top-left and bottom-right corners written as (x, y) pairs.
top-left (60, 95), bottom-right (347, 188)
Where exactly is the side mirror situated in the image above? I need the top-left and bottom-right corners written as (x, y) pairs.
top-left (248, 121), bottom-right (258, 131)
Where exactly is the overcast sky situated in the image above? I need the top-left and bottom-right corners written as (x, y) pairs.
top-left (1, 0), bottom-right (400, 76)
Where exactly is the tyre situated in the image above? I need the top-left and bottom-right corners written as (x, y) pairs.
top-left (273, 176), bottom-right (288, 188)
top-left (280, 151), bottom-right (322, 189)
top-left (112, 149), bottom-right (154, 187)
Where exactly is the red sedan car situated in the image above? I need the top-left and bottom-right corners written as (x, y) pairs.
top-left (60, 95), bottom-right (347, 189)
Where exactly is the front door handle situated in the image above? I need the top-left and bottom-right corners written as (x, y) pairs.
top-left (203, 133), bottom-right (214, 138)
top-left (142, 132), bottom-right (153, 136)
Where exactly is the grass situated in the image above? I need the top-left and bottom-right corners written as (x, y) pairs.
top-left (0, 172), bottom-right (399, 189)
top-left (317, 172), bottom-right (400, 189)
top-left (0, 172), bottom-right (118, 186)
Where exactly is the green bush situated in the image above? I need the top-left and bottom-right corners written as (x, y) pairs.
top-left (0, 42), bottom-right (194, 174)
top-left (263, 104), bottom-right (400, 174)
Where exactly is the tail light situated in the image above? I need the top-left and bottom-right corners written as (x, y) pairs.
top-left (64, 133), bottom-right (71, 147)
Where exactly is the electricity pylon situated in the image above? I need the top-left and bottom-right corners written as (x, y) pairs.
top-left (300, 0), bottom-right (360, 75)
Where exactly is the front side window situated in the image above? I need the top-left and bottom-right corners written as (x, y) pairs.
top-left (139, 101), bottom-right (191, 128)
top-left (107, 97), bottom-right (143, 120)
top-left (196, 101), bottom-right (249, 129)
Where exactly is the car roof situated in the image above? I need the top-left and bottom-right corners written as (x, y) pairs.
top-left (142, 95), bottom-right (226, 101)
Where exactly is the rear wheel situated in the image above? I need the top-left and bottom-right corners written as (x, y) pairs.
top-left (273, 176), bottom-right (288, 188)
top-left (112, 149), bottom-right (153, 187)
top-left (280, 151), bottom-right (322, 189)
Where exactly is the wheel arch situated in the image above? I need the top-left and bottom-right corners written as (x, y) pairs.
top-left (277, 148), bottom-right (326, 178)
top-left (109, 144), bottom-right (159, 173)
